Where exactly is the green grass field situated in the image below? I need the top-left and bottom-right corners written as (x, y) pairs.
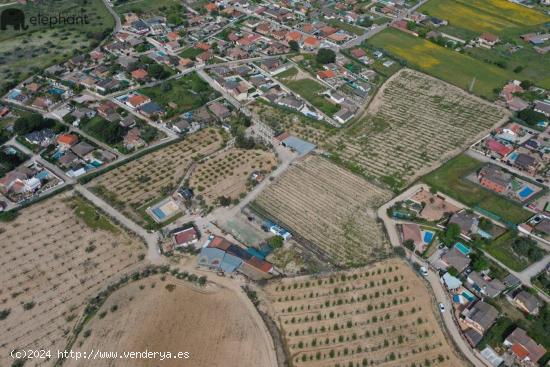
top-left (479, 231), bottom-right (546, 271)
top-left (417, 0), bottom-right (550, 89)
top-left (113, 0), bottom-right (181, 17)
top-left (73, 196), bottom-right (120, 233)
top-left (282, 79), bottom-right (340, 116)
top-left (419, 0), bottom-right (549, 38)
top-left (0, 0), bottom-right (114, 95)
top-left (369, 29), bottom-right (510, 99)
top-left (139, 72), bottom-right (217, 119)
top-left (422, 154), bottom-right (532, 224)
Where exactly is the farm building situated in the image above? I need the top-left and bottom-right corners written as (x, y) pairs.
top-left (279, 136), bottom-right (316, 156)
top-left (197, 235), bottom-right (275, 280)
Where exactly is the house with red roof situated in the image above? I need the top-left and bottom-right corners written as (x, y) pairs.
top-left (302, 36), bottom-right (319, 50)
top-left (126, 94), bottom-right (151, 109)
top-left (478, 33), bottom-right (500, 48)
top-left (57, 134), bottom-right (79, 150)
top-left (485, 138), bottom-right (514, 158)
top-left (317, 69), bottom-right (336, 80)
top-left (172, 227), bottom-right (199, 249)
top-left (504, 328), bottom-right (546, 365)
top-left (131, 68), bottom-right (149, 81)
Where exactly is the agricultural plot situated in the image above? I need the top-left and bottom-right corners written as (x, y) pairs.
top-left (189, 148), bottom-right (277, 207)
top-left (90, 128), bottom-right (224, 226)
top-left (419, 0), bottom-right (549, 38)
top-left (251, 155), bottom-right (392, 266)
top-left (282, 78), bottom-right (340, 117)
top-left (250, 100), bottom-right (337, 146)
top-left (0, 193), bottom-right (145, 366)
top-left (66, 275), bottom-right (277, 367)
top-left (264, 258), bottom-right (463, 367)
top-left (368, 29), bottom-right (511, 99)
top-left (327, 69), bottom-right (507, 191)
top-left (113, 0), bottom-right (182, 17)
top-left (0, 0), bottom-right (114, 95)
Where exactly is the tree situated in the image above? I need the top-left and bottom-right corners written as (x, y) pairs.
top-left (267, 235), bottom-right (284, 249)
top-left (289, 40), bottom-right (300, 52)
top-left (520, 80), bottom-right (533, 89)
top-left (316, 48), bottom-right (336, 64)
top-left (440, 223), bottom-right (461, 246)
top-left (517, 109), bottom-right (545, 126)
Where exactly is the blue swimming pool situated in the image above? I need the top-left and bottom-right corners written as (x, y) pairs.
top-left (152, 207), bottom-right (166, 219)
top-left (423, 231), bottom-right (434, 244)
top-left (454, 242), bottom-right (471, 256)
top-left (48, 87), bottom-right (65, 95)
top-left (8, 89), bottom-right (21, 99)
top-left (508, 151), bottom-right (518, 161)
top-left (519, 186), bottom-right (534, 199)
top-left (52, 150), bottom-right (64, 160)
top-left (462, 290), bottom-right (476, 302)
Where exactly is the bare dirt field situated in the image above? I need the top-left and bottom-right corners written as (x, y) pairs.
top-left (328, 69), bottom-right (508, 191)
top-left (90, 128), bottom-right (225, 225)
top-left (189, 148), bottom-right (277, 207)
top-left (251, 155), bottom-right (392, 266)
top-left (262, 258), bottom-right (464, 367)
top-left (67, 275), bottom-right (277, 367)
top-left (0, 193), bottom-right (145, 366)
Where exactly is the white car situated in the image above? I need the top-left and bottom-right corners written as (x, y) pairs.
top-left (439, 303), bottom-right (445, 312)
top-left (420, 266), bottom-right (428, 276)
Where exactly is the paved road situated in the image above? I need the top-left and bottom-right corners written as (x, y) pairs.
top-left (102, 0), bottom-right (121, 33)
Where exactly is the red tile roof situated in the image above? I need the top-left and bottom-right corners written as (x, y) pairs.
top-left (511, 343), bottom-right (530, 360)
top-left (174, 227), bottom-right (198, 245)
top-left (246, 256), bottom-right (272, 273)
top-left (57, 134), bottom-right (78, 146)
top-left (317, 69), bottom-right (336, 79)
top-left (486, 138), bottom-right (513, 157)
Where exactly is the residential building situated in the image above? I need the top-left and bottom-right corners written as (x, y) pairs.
top-left (514, 290), bottom-right (541, 315)
top-left (504, 327), bottom-right (546, 365)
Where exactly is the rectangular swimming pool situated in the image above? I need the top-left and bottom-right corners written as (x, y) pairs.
top-left (454, 242), bottom-right (471, 256)
top-left (518, 186), bottom-right (534, 199)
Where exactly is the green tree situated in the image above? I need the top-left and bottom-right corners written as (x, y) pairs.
top-left (289, 40), bottom-right (300, 52)
top-left (316, 48), bottom-right (336, 64)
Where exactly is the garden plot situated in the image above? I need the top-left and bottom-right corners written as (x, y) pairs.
top-left (251, 155), bottom-right (392, 266)
top-left (90, 128), bottom-right (224, 226)
top-left (328, 69), bottom-right (507, 191)
top-left (264, 258), bottom-right (463, 367)
top-left (66, 275), bottom-right (276, 367)
top-left (189, 148), bottom-right (277, 207)
top-left (0, 193), bottom-right (145, 366)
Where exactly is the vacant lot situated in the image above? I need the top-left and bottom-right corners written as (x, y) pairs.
top-left (189, 148), bottom-right (277, 206)
top-left (67, 275), bottom-right (276, 367)
top-left (251, 155), bottom-right (392, 266)
top-left (281, 77), bottom-right (340, 117)
top-left (327, 69), bottom-right (506, 191)
top-left (140, 72), bottom-right (218, 120)
top-left (0, 0), bottom-right (113, 94)
top-left (480, 231), bottom-right (547, 271)
top-left (90, 128), bottom-right (224, 227)
top-left (419, 0), bottom-right (549, 38)
top-left (423, 154), bottom-right (532, 224)
top-left (0, 193), bottom-right (145, 366)
top-left (263, 258), bottom-right (463, 367)
top-left (369, 29), bottom-right (511, 99)
top-left (250, 100), bottom-right (337, 146)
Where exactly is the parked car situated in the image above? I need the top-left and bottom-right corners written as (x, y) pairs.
top-left (439, 303), bottom-right (445, 312)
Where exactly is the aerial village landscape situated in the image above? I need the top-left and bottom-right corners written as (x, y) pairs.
top-left (0, 0), bottom-right (549, 366)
